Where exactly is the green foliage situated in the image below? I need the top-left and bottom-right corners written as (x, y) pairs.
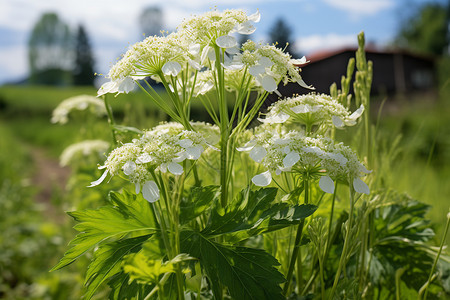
top-left (51, 190), bottom-right (158, 271)
top-left (395, 3), bottom-right (449, 56)
top-left (181, 230), bottom-right (286, 300)
top-left (203, 187), bottom-right (317, 243)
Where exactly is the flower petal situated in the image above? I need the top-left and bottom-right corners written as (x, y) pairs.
top-left (97, 81), bottom-right (118, 96)
top-left (319, 176), bottom-right (335, 194)
top-left (179, 139), bottom-right (193, 148)
top-left (249, 146), bottom-right (267, 163)
top-left (185, 145), bottom-right (204, 160)
top-left (216, 35), bottom-right (237, 48)
top-left (88, 169), bottom-right (108, 187)
top-left (249, 64), bottom-right (266, 76)
top-left (283, 151), bottom-right (300, 168)
top-left (162, 61), bottom-right (181, 76)
top-left (248, 10), bottom-right (261, 23)
top-left (252, 170), bottom-right (272, 186)
top-left (168, 162), bottom-right (183, 175)
top-left (237, 21), bottom-right (256, 34)
top-left (261, 75), bottom-right (277, 92)
top-left (142, 181), bottom-right (160, 203)
top-left (135, 182), bottom-right (140, 194)
top-left (332, 116), bottom-right (345, 128)
top-left (353, 177), bottom-right (370, 195)
top-left (118, 77), bottom-right (134, 93)
top-left (122, 160), bottom-right (136, 176)
top-left (290, 56), bottom-right (309, 65)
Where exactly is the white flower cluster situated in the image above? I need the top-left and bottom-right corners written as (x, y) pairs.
top-left (51, 95), bottom-right (106, 124)
top-left (238, 130), bottom-right (370, 194)
top-left (259, 93), bottom-right (364, 129)
top-left (89, 123), bottom-right (216, 202)
top-left (98, 9), bottom-right (310, 97)
top-left (59, 140), bottom-right (110, 167)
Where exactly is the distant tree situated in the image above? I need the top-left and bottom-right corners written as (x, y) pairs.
top-left (268, 18), bottom-right (297, 57)
top-left (395, 3), bottom-right (449, 56)
top-left (140, 6), bottom-right (163, 37)
top-left (73, 24), bottom-right (95, 86)
top-left (28, 12), bottom-right (73, 85)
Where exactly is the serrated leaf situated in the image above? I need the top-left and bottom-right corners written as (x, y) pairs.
top-left (202, 186), bottom-right (317, 242)
top-left (83, 235), bottom-right (150, 300)
top-left (181, 230), bottom-right (285, 300)
top-left (179, 185), bottom-right (220, 225)
top-left (51, 190), bottom-right (158, 271)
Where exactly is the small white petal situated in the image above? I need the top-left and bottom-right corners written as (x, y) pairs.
top-left (88, 170), bottom-right (108, 187)
top-left (236, 140), bottom-right (256, 152)
top-left (201, 46), bottom-right (211, 63)
top-left (259, 57), bottom-right (273, 68)
top-left (216, 35), bottom-right (237, 48)
top-left (168, 162), bottom-right (183, 175)
top-left (196, 81), bottom-right (214, 96)
top-left (162, 61), bottom-right (181, 76)
top-left (252, 170), bottom-right (272, 186)
top-left (261, 75), bottom-right (277, 92)
top-left (186, 145), bottom-right (204, 160)
top-left (349, 104), bottom-right (365, 120)
top-left (290, 56), bottom-right (309, 65)
top-left (291, 104), bottom-right (308, 114)
top-left (275, 168), bottom-right (282, 175)
top-left (237, 21), bottom-right (256, 34)
top-left (353, 178), bottom-right (370, 195)
top-left (297, 78), bottom-right (314, 89)
top-left (142, 181), bottom-right (160, 203)
top-left (248, 10), bottom-right (261, 22)
top-left (97, 81), bottom-right (118, 96)
top-left (168, 84), bottom-right (175, 93)
top-left (283, 152), bottom-right (300, 168)
top-left (249, 64), bottom-right (266, 76)
top-left (332, 116), bottom-right (345, 128)
top-left (159, 163), bottom-right (168, 173)
top-left (249, 146), bottom-right (267, 163)
top-left (225, 46), bottom-right (240, 55)
top-left (179, 139), bottom-right (193, 148)
top-left (122, 160), bottom-right (136, 176)
top-left (188, 58), bottom-right (202, 70)
top-left (136, 153), bottom-right (152, 164)
top-left (319, 176), bottom-right (335, 194)
top-left (118, 77), bottom-right (134, 93)
top-left (135, 183), bottom-right (140, 194)
top-left (222, 61), bottom-right (244, 70)
top-left (173, 152), bottom-right (187, 163)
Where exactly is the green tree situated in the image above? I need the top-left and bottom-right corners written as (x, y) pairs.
top-left (395, 2), bottom-right (449, 56)
top-left (73, 24), bottom-right (95, 86)
top-left (28, 12), bottom-right (73, 85)
top-left (268, 18), bottom-right (297, 57)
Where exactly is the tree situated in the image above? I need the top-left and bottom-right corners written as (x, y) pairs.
top-left (73, 24), bottom-right (95, 86)
top-left (268, 18), bottom-right (297, 57)
top-left (139, 6), bottom-right (163, 37)
top-left (395, 3), bottom-right (449, 56)
top-left (28, 12), bottom-right (73, 85)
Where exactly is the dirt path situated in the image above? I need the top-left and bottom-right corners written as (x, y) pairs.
top-left (30, 147), bottom-right (71, 222)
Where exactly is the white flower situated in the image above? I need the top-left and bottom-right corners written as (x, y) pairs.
top-left (59, 140), bottom-right (109, 166)
top-left (353, 177), bottom-right (370, 195)
top-left (252, 170), bottom-right (272, 186)
top-left (162, 61), bottom-right (182, 76)
top-left (319, 175), bottom-right (335, 194)
top-left (249, 146), bottom-right (267, 163)
top-left (88, 169), bottom-right (109, 187)
top-left (142, 181), bottom-right (160, 202)
top-left (52, 95), bottom-right (106, 124)
top-left (216, 35), bottom-right (237, 48)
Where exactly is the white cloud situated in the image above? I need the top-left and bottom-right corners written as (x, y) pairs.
top-left (295, 33), bottom-right (358, 54)
top-left (322, 0), bottom-right (393, 16)
top-left (0, 45), bottom-right (28, 83)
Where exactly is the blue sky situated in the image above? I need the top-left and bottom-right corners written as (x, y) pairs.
top-left (0, 0), bottom-right (446, 84)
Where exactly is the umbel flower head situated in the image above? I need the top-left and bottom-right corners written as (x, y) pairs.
top-left (59, 140), bottom-right (110, 167)
top-left (259, 93), bottom-right (364, 129)
top-left (238, 130), bottom-right (371, 194)
top-left (51, 95), bottom-right (106, 124)
top-left (89, 123), bottom-right (216, 202)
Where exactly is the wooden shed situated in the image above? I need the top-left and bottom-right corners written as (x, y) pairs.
top-left (270, 47), bottom-right (436, 103)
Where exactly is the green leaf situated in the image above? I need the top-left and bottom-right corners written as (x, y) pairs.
top-left (202, 186), bottom-right (317, 242)
top-left (108, 272), bottom-right (153, 300)
top-left (181, 230), bottom-right (285, 300)
top-left (112, 124), bottom-right (143, 134)
top-left (179, 185), bottom-right (220, 225)
top-left (51, 190), bottom-right (158, 271)
top-left (83, 235), bottom-right (150, 300)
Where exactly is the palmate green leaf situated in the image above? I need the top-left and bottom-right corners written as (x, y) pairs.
top-left (83, 234), bottom-right (151, 300)
top-left (179, 185), bottom-right (220, 225)
top-left (51, 189), bottom-right (158, 271)
top-left (181, 230), bottom-right (285, 300)
top-left (202, 186), bottom-right (317, 242)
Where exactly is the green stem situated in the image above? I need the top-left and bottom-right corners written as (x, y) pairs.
top-left (102, 95), bottom-right (118, 146)
top-left (329, 184), bottom-right (355, 299)
top-left (420, 211), bottom-right (450, 300)
top-left (283, 174), bottom-right (310, 295)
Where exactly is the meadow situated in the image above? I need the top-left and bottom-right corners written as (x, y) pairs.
top-left (0, 82), bottom-right (449, 299)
